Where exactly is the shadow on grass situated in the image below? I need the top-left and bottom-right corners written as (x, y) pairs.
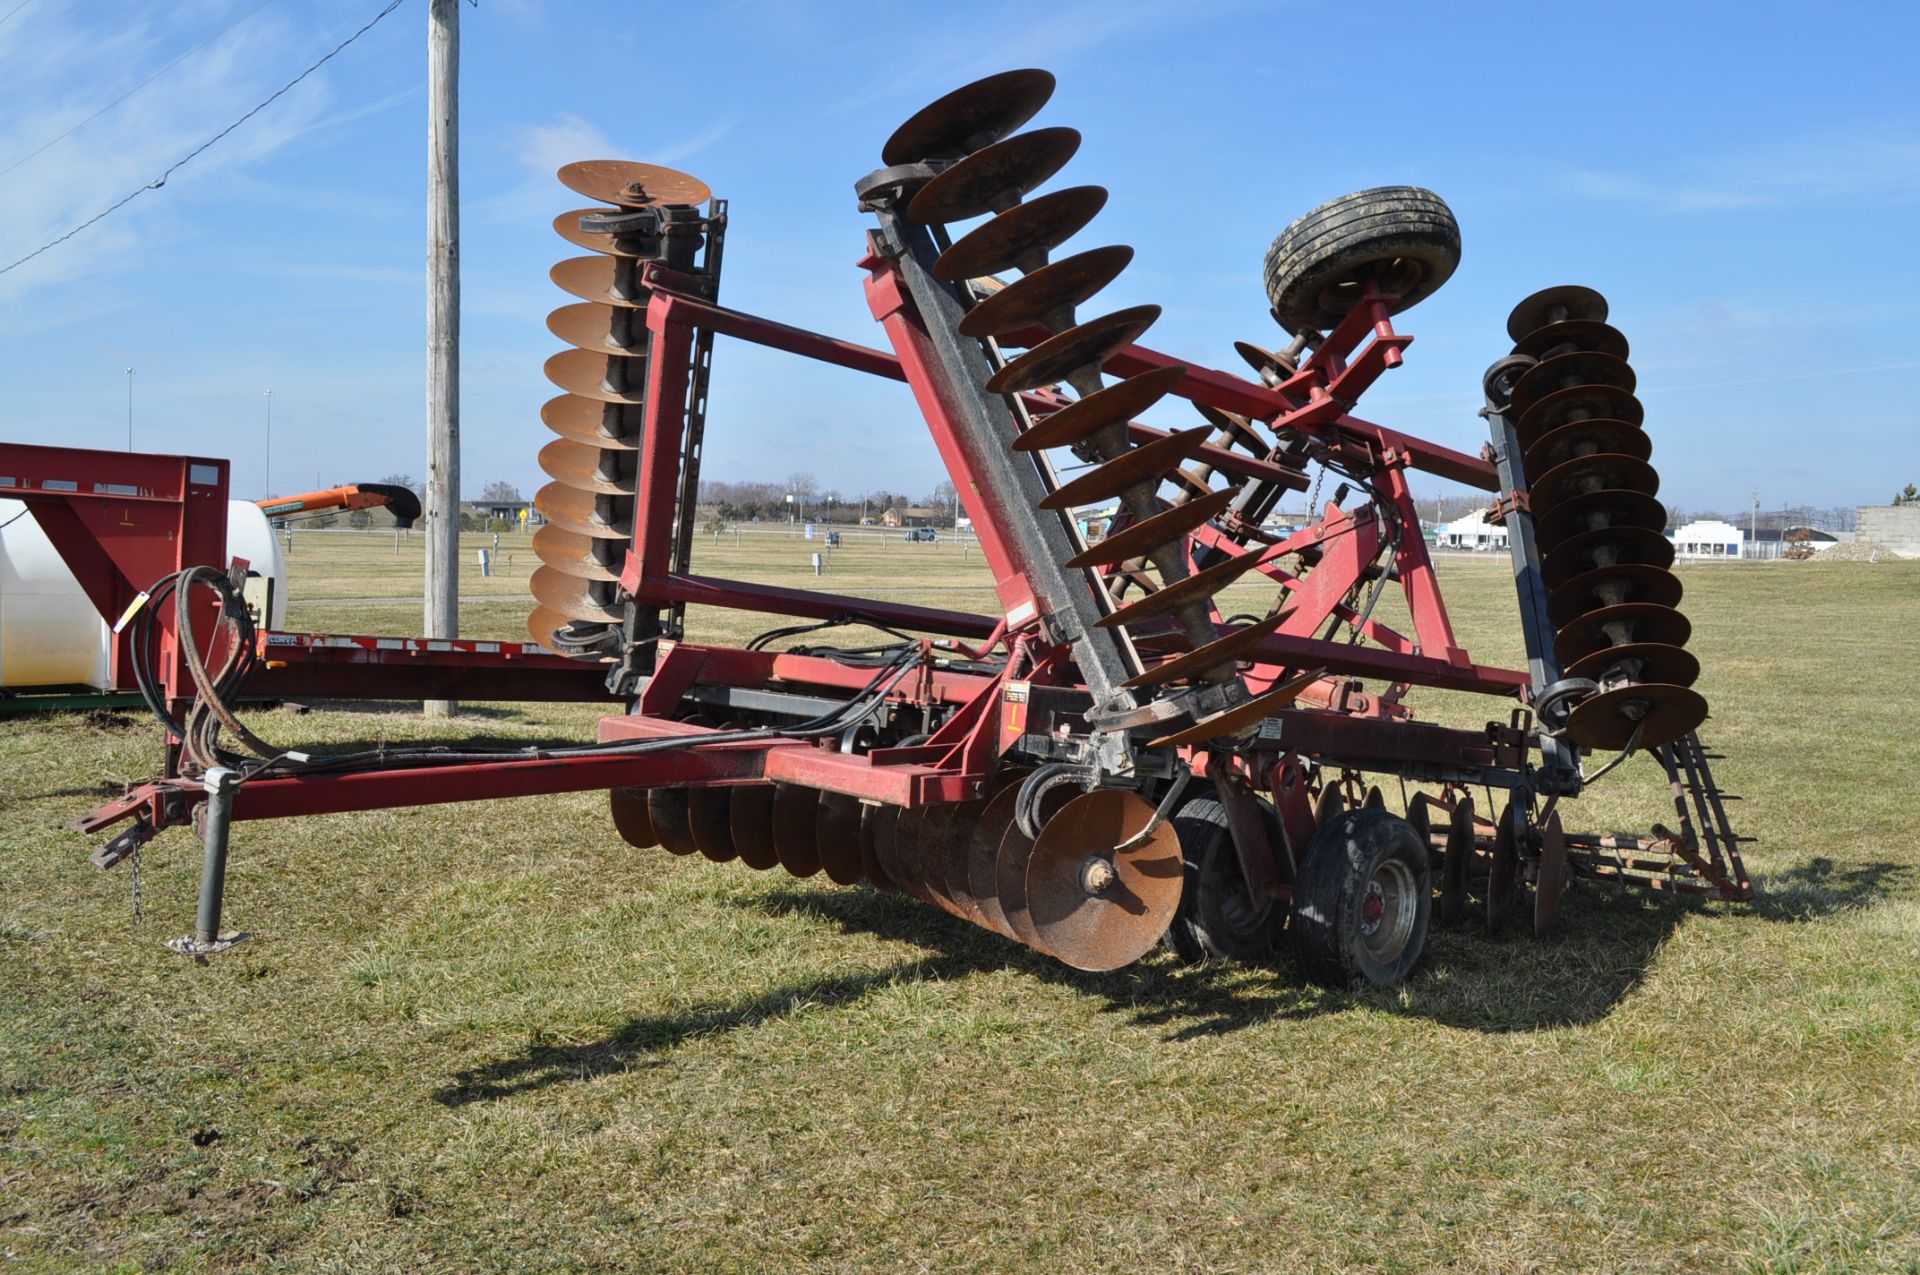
top-left (1747, 857), bottom-right (1909, 921)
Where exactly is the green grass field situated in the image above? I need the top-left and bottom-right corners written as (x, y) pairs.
top-left (4, 532), bottom-right (1918, 1273)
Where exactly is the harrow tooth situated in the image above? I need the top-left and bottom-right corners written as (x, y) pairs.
top-left (985, 304), bottom-right (1162, 394)
top-left (882, 68), bottom-right (1056, 165)
top-left (1510, 318), bottom-right (1629, 362)
top-left (906, 126), bottom-right (1082, 224)
top-left (933, 185), bottom-right (1109, 280)
top-left (532, 525), bottom-right (620, 581)
top-left (771, 783), bottom-right (825, 878)
top-left (1507, 350), bottom-right (1637, 421)
top-left (1516, 383), bottom-right (1645, 441)
top-left (1523, 417), bottom-right (1649, 476)
top-left (538, 437), bottom-right (635, 495)
top-left (1040, 424), bottom-right (1213, 510)
top-left (1547, 562), bottom-right (1683, 629)
top-left (1025, 789), bottom-right (1183, 972)
top-left (1011, 363), bottom-right (1187, 452)
top-left (649, 788), bottom-right (700, 856)
top-left (1146, 668), bottom-right (1322, 747)
top-left (610, 786), bottom-right (660, 849)
top-left (547, 301), bottom-right (650, 354)
top-left (1564, 641), bottom-right (1700, 690)
top-left (544, 347), bottom-right (648, 404)
top-left (1438, 795), bottom-right (1475, 925)
top-left (541, 395), bottom-right (638, 451)
top-left (728, 785), bottom-right (782, 870)
top-left (1529, 451), bottom-right (1659, 513)
top-left (957, 245), bottom-right (1135, 339)
top-left (549, 256), bottom-right (646, 307)
top-left (1552, 602), bottom-right (1692, 668)
top-left (529, 565), bottom-right (623, 623)
top-left (1506, 284), bottom-right (1609, 342)
top-left (815, 793), bottom-right (868, 886)
top-left (1063, 486), bottom-right (1236, 568)
top-left (859, 803), bottom-right (900, 892)
top-left (1122, 613), bottom-right (1289, 688)
top-left (556, 159), bottom-right (712, 209)
top-left (687, 788), bottom-right (739, 863)
top-left (1534, 488), bottom-right (1667, 551)
top-left (1540, 525), bottom-right (1674, 590)
top-left (1534, 811), bottom-right (1570, 938)
top-left (1100, 550), bottom-right (1276, 631)
top-left (534, 481), bottom-right (630, 539)
top-left (552, 206), bottom-right (635, 257)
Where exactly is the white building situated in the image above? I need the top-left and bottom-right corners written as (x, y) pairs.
top-left (1671, 518), bottom-right (1743, 560)
top-left (1436, 508), bottom-right (1509, 552)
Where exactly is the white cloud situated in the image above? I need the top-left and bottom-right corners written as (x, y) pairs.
top-left (1560, 137), bottom-right (1920, 213)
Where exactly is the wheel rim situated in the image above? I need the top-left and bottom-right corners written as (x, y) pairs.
top-left (1359, 857), bottom-right (1418, 964)
top-left (1217, 871), bottom-right (1271, 937)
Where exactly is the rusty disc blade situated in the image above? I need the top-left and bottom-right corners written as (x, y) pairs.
top-left (771, 783), bottom-right (823, 878)
top-left (687, 788), bottom-right (738, 863)
top-left (860, 804), bottom-right (900, 891)
top-left (1234, 339), bottom-right (1298, 384)
top-left (1407, 793), bottom-right (1434, 854)
top-left (1507, 285), bottom-right (1609, 342)
top-left (533, 524), bottom-right (619, 581)
top-left (550, 255), bottom-right (646, 308)
top-left (539, 437), bottom-right (633, 496)
top-left (1026, 789), bottom-right (1183, 972)
top-left (542, 394), bottom-right (637, 451)
top-left (900, 805), bottom-right (967, 917)
top-left (1364, 785), bottom-right (1386, 810)
top-left (965, 786), bottom-right (1027, 938)
top-left (1548, 562), bottom-right (1682, 629)
top-left (1147, 669), bottom-right (1322, 747)
top-left (987, 304), bottom-right (1161, 394)
top-left (545, 347), bottom-right (647, 405)
top-left (1523, 418), bottom-right (1649, 477)
top-left (1541, 525), bottom-right (1675, 590)
top-left (1046, 427), bottom-right (1217, 514)
top-left (1166, 467), bottom-right (1216, 502)
top-left (1510, 351), bottom-right (1638, 421)
top-left (558, 160), bottom-right (710, 209)
top-left (547, 301), bottom-right (649, 355)
top-left (1566, 682), bottom-right (1707, 751)
top-left (649, 788), bottom-right (699, 856)
top-left (1194, 405), bottom-right (1268, 454)
top-left (1554, 602), bottom-right (1691, 667)
top-left (1067, 486), bottom-right (1237, 568)
top-left (1313, 781), bottom-right (1346, 834)
top-left (535, 481), bottom-right (629, 540)
top-left (1102, 549), bottom-right (1274, 632)
top-left (907, 126), bottom-right (1081, 224)
top-left (609, 786), bottom-right (659, 849)
top-left (1534, 810), bottom-right (1569, 938)
top-left (815, 793), bottom-right (867, 886)
top-left (884, 807), bottom-right (934, 904)
top-left (1565, 641), bottom-right (1700, 689)
top-left (930, 800), bottom-right (990, 925)
top-left (728, 785), bottom-right (781, 871)
top-left (935, 185), bottom-right (1108, 280)
top-left (530, 565), bottom-right (622, 624)
top-left (1536, 489), bottom-right (1668, 552)
top-left (883, 69), bottom-right (1056, 164)
top-left (526, 604), bottom-right (572, 651)
top-left (1013, 363), bottom-right (1187, 452)
top-left (1531, 452), bottom-right (1659, 513)
top-left (1486, 800), bottom-right (1519, 933)
top-left (958, 245), bottom-right (1134, 339)
top-left (1125, 614), bottom-right (1289, 688)
top-left (1516, 383), bottom-right (1645, 441)
top-left (1511, 318), bottom-right (1629, 362)
top-left (1438, 795), bottom-right (1474, 926)
top-left (553, 207), bottom-right (637, 257)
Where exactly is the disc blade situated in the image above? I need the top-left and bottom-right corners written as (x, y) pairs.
top-left (1548, 562), bottom-right (1683, 629)
top-left (860, 803), bottom-right (900, 892)
top-left (1541, 525), bottom-right (1675, 590)
top-left (1516, 384), bottom-right (1645, 441)
top-left (1147, 669), bottom-right (1322, 747)
top-left (558, 160), bottom-right (711, 209)
top-left (610, 786), bottom-right (659, 849)
top-left (1123, 614), bottom-right (1289, 688)
top-left (883, 807), bottom-right (933, 903)
top-left (688, 788), bottom-right (738, 863)
top-left (1530, 452), bottom-right (1659, 513)
top-left (1510, 351), bottom-right (1637, 421)
top-left (907, 126), bottom-right (1081, 224)
top-left (1013, 364), bottom-right (1188, 452)
top-left (729, 785), bottom-right (781, 870)
top-left (958, 245), bottom-right (1134, 339)
top-left (1102, 553), bottom-right (1276, 633)
top-left (526, 605), bottom-right (573, 652)
top-left (1534, 811), bottom-right (1569, 938)
top-left (1565, 683), bottom-right (1708, 751)
top-left (649, 788), bottom-right (699, 856)
top-left (535, 481), bottom-right (629, 539)
top-left (771, 783), bottom-right (823, 878)
top-left (934, 186), bottom-right (1108, 280)
top-left (1234, 340), bottom-right (1297, 384)
top-left (1026, 789), bottom-right (1183, 972)
top-left (1486, 800), bottom-right (1518, 933)
top-left (530, 565), bottom-right (622, 623)
top-left (1194, 405), bottom-right (1268, 454)
top-left (906, 805), bottom-right (970, 919)
top-left (1044, 426), bottom-right (1215, 513)
top-left (542, 394), bottom-right (637, 451)
top-left (539, 437), bottom-right (633, 496)
top-left (545, 347), bottom-right (647, 405)
top-left (1313, 781), bottom-right (1347, 834)
top-left (1553, 602), bottom-right (1692, 668)
top-left (815, 793), bottom-right (867, 886)
top-left (1507, 285), bottom-right (1609, 342)
top-left (1510, 318), bottom-right (1629, 362)
top-left (1523, 418), bottom-right (1648, 476)
top-left (547, 302), bottom-right (649, 356)
top-left (553, 207), bottom-right (637, 257)
top-left (965, 785), bottom-right (1026, 938)
top-left (1438, 795), bottom-right (1474, 926)
top-left (533, 524), bottom-right (619, 581)
top-left (986, 305), bottom-right (1161, 394)
top-left (550, 255), bottom-right (646, 308)
top-left (883, 69), bottom-right (1056, 165)
top-left (1065, 486), bottom-right (1236, 567)
top-left (1536, 489), bottom-right (1669, 554)
top-left (1565, 640), bottom-right (1700, 689)
top-left (928, 800), bottom-right (990, 925)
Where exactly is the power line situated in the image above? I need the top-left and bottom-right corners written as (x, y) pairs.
top-left (0, 0), bottom-right (408, 279)
top-left (0, 0), bottom-right (280, 183)
top-left (0, 0), bottom-right (37, 31)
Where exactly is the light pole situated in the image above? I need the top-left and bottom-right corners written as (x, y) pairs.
top-left (125, 367), bottom-right (134, 450)
top-left (263, 389), bottom-right (273, 497)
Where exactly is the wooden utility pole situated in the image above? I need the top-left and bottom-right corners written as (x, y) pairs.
top-left (425, 0), bottom-right (460, 716)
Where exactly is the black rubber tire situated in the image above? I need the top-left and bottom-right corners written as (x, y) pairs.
top-left (1263, 186), bottom-right (1461, 335)
top-left (1290, 808), bottom-right (1432, 989)
top-left (1163, 796), bottom-right (1287, 962)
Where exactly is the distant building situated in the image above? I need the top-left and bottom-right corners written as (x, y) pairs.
top-left (1435, 508), bottom-right (1508, 552)
top-left (1671, 518), bottom-right (1742, 559)
top-left (880, 505), bottom-right (943, 528)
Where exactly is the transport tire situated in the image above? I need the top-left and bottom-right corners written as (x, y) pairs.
top-left (1290, 808), bottom-right (1432, 989)
top-left (1263, 186), bottom-right (1461, 335)
top-left (1164, 796), bottom-right (1287, 962)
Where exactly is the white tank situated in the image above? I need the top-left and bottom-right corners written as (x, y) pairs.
top-left (0, 499), bottom-right (289, 690)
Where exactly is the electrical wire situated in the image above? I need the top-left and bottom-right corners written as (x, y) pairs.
top-left (0, 0), bottom-right (36, 30)
top-left (0, 0), bottom-right (406, 277)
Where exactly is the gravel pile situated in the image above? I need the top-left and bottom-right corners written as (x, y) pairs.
top-left (1813, 540), bottom-right (1901, 562)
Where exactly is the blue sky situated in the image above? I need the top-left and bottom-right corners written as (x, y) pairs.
top-left (1, 0), bottom-right (1915, 516)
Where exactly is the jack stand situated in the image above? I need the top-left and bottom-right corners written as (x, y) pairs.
top-left (167, 768), bottom-right (248, 956)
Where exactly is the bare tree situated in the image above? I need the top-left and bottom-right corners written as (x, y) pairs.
top-left (480, 480), bottom-right (521, 502)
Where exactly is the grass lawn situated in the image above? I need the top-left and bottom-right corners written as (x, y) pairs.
top-left (3, 534), bottom-right (1917, 1272)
